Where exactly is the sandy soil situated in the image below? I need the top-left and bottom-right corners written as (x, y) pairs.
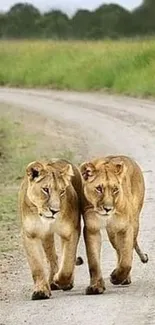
top-left (0, 88), bottom-right (155, 325)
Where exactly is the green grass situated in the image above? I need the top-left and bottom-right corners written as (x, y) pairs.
top-left (0, 118), bottom-right (36, 253)
top-left (0, 39), bottom-right (155, 96)
top-left (0, 118), bottom-right (36, 185)
top-left (0, 193), bottom-right (18, 253)
top-left (0, 115), bottom-right (76, 253)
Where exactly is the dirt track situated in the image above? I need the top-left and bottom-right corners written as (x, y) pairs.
top-left (0, 88), bottom-right (155, 325)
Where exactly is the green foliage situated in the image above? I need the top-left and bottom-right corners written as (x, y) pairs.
top-left (0, 40), bottom-right (155, 96)
top-left (4, 3), bottom-right (41, 38)
top-left (39, 10), bottom-right (71, 39)
top-left (0, 118), bottom-right (35, 184)
top-left (0, 1), bottom-right (155, 39)
top-left (71, 10), bottom-right (94, 39)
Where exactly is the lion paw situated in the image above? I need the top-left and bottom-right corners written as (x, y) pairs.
top-left (62, 283), bottom-right (74, 291)
top-left (53, 273), bottom-right (74, 291)
top-left (86, 285), bottom-right (105, 295)
top-left (32, 290), bottom-right (51, 300)
top-left (121, 276), bottom-right (131, 286)
top-left (50, 282), bottom-right (61, 291)
top-left (86, 279), bottom-right (105, 295)
top-left (110, 267), bottom-right (131, 285)
top-left (52, 281), bottom-right (73, 291)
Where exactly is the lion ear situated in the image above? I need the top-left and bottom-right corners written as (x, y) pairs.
top-left (26, 161), bottom-right (44, 181)
top-left (112, 160), bottom-right (127, 179)
top-left (79, 162), bottom-right (96, 182)
top-left (61, 164), bottom-right (74, 184)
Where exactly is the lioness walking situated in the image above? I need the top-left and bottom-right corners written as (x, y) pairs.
top-left (19, 159), bottom-right (82, 300)
top-left (80, 155), bottom-right (148, 294)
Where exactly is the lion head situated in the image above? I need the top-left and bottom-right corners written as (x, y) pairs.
top-left (26, 160), bottom-right (74, 220)
top-left (80, 158), bottom-right (128, 218)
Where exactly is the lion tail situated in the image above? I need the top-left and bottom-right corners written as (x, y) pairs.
top-left (135, 241), bottom-right (148, 263)
top-left (75, 256), bottom-right (84, 266)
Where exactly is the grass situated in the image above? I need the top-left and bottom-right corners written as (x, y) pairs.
top-left (0, 118), bottom-right (36, 185)
top-left (0, 39), bottom-right (155, 96)
top-left (0, 118), bottom-right (36, 253)
top-left (0, 114), bottom-right (76, 254)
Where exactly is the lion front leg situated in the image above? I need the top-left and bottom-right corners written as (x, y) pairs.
top-left (23, 234), bottom-right (51, 300)
top-left (110, 227), bottom-right (133, 285)
top-left (53, 227), bottom-right (80, 291)
top-left (43, 234), bottom-right (60, 291)
top-left (83, 226), bottom-right (105, 295)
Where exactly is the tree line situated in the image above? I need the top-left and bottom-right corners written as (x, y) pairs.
top-left (0, 0), bottom-right (155, 39)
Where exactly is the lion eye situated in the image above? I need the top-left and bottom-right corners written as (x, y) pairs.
top-left (60, 189), bottom-right (65, 197)
top-left (113, 187), bottom-right (119, 194)
top-left (42, 187), bottom-right (49, 194)
top-left (96, 185), bottom-right (103, 194)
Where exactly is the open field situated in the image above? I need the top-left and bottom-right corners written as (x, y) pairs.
top-left (0, 40), bottom-right (155, 96)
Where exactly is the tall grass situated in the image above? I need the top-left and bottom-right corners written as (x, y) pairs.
top-left (0, 40), bottom-right (155, 96)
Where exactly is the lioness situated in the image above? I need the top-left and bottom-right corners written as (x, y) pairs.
top-left (80, 155), bottom-right (148, 295)
top-left (19, 159), bottom-right (82, 300)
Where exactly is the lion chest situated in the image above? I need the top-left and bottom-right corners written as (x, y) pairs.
top-left (23, 213), bottom-right (72, 239)
top-left (105, 213), bottom-right (129, 233)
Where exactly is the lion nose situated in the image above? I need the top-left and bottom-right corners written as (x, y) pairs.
top-left (104, 206), bottom-right (112, 213)
top-left (49, 208), bottom-right (59, 216)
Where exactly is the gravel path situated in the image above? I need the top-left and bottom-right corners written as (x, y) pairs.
top-left (0, 88), bottom-right (155, 325)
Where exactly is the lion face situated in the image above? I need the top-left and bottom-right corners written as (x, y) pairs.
top-left (80, 158), bottom-right (127, 217)
top-left (26, 161), bottom-right (74, 220)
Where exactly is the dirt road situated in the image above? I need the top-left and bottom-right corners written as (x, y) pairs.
top-left (0, 88), bottom-right (155, 325)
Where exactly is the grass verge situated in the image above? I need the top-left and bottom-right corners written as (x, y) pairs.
top-left (0, 110), bottom-right (77, 254)
top-left (0, 118), bottom-right (36, 253)
top-left (0, 39), bottom-right (155, 96)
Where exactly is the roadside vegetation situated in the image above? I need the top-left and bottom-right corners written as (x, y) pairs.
top-left (0, 40), bottom-right (155, 96)
top-left (0, 107), bottom-right (76, 254)
top-left (0, 118), bottom-right (35, 253)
